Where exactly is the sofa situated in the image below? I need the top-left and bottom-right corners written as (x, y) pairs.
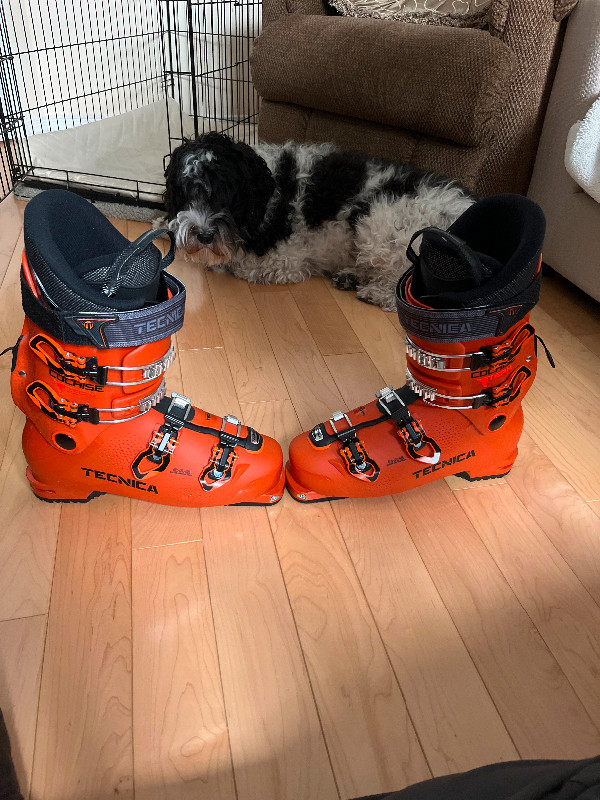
top-left (527, 0), bottom-right (600, 301)
top-left (250, 0), bottom-right (578, 196)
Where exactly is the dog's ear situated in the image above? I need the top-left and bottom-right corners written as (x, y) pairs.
top-left (163, 139), bottom-right (192, 220)
top-left (228, 144), bottom-right (276, 235)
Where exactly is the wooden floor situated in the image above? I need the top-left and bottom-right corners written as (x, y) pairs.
top-left (0, 194), bottom-right (599, 800)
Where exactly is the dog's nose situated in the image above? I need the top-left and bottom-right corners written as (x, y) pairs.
top-left (196, 231), bottom-right (214, 245)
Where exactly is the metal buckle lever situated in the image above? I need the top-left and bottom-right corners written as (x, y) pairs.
top-left (212, 415), bottom-right (242, 478)
top-left (376, 385), bottom-right (441, 465)
top-left (328, 411), bottom-right (379, 479)
top-left (199, 414), bottom-right (242, 491)
top-left (376, 386), bottom-right (425, 450)
top-left (149, 392), bottom-right (192, 461)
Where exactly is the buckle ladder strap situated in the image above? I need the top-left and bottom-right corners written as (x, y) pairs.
top-left (26, 377), bottom-right (167, 426)
top-left (405, 323), bottom-right (537, 373)
top-left (329, 411), bottom-right (380, 482)
top-left (22, 270), bottom-right (186, 349)
top-left (131, 392), bottom-right (192, 479)
top-left (200, 415), bottom-right (243, 491)
top-left (406, 366), bottom-right (532, 410)
top-left (376, 386), bottom-right (441, 465)
top-left (29, 334), bottom-right (176, 387)
top-left (396, 269), bottom-right (542, 343)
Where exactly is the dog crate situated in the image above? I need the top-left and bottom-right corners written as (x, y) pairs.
top-left (0, 0), bottom-right (261, 207)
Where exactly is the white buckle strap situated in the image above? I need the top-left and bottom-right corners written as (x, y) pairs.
top-left (103, 344), bottom-right (176, 386)
top-left (94, 377), bottom-right (167, 423)
top-left (406, 369), bottom-right (487, 410)
top-left (405, 336), bottom-right (484, 372)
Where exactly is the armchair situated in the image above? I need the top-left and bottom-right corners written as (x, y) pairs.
top-left (250, 0), bottom-right (577, 195)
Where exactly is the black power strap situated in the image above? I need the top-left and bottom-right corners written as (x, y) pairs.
top-left (21, 270), bottom-right (186, 349)
top-left (396, 268), bottom-right (542, 344)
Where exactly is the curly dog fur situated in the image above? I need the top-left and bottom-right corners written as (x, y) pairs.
top-left (164, 132), bottom-right (474, 311)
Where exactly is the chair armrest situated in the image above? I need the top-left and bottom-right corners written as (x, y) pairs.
top-left (251, 15), bottom-right (517, 147)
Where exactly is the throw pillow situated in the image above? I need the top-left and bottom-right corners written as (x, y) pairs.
top-left (326, 0), bottom-right (491, 28)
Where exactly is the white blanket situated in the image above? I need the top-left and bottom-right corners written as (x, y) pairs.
top-left (565, 96), bottom-right (600, 204)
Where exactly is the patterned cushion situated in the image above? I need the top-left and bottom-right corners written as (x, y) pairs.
top-left (327, 0), bottom-right (491, 28)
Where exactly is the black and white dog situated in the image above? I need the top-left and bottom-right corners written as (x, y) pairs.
top-left (164, 132), bottom-right (474, 311)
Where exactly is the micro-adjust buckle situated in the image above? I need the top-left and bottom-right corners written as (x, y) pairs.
top-left (329, 411), bottom-right (379, 482)
top-left (26, 380), bottom-right (100, 426)
top-left (375, 386), bottom-right (440, 465)
top-left (30, 334), bottom-right (176, 388)
top-left (200, 414), bottom-right (242, 491)
top-left (474, 366), bottom-right (532, 409)
top-left (131, 392), bottom-right (192, 479)
top-left (471, 324), bottom-right (536, 371)
top-left (30, 334), bottom-right (109, 385)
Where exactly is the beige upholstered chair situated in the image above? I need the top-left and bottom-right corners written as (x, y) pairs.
top-left (528, 0), bottom-right (600, 300)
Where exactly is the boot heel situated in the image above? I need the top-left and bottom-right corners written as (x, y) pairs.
top-left (26, 467), bottom-right (105, 504)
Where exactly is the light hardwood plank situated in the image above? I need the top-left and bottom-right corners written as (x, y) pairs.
top-left (506, 432), bottom-right (600, 607)
top-left (0, 615), bottom-right (47, 796)
top-left (0, 414), bottom-right (60, 622)
top-left (396, 480), bottom-right (600, 759)
top-left (169, 259), bottom-right (224, 350)
top-left (523, 374), bottom-right (600, 501)
top-left (31, 495), bottom-right (133, 800)
top-left (530, 305), bottom-right (600, 400)
top-left (243, 400), bottom-right (431, 797)
top-left (249, 282), bottom-right (291, 293)
top-left (538, 274), bottom-right (600, 339)
top-left (0, 233), bottom-right (26, 465)
top-left (579, 332), bottom-right (600, 357)
top-left (178, 347), bottom-right (242, 420)
top-left (0, 194), bottom-right (24, 270)
top-left (253, 291), bottom-right (344, 430)
top-left (328, 285), bottom-right (406, 387)
top-left (456, 484), bottom-right (600, 729)
top-left (323, 352), bottom-right (385, 411)
top-left (131, 501), bottom-right (202, 550)
top-left (127, 219), bottom-right (152, 241)
top-left (333, 496), bottom-right (518, 775)
top-left (132, 541), bottom-right (235, 800)
top-left (289, 278), bottom-right (363, 356)
top-left (207, 270), bottom-right (289, 402)
top-left (271, 494), bottom-right (430, 796)
top-left (202, 505), bottom-right (339, 800)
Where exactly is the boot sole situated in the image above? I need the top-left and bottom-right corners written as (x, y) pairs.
top-left (289, 493), bottom-right (347, 504)
top-left (34, 490), bottom-right (106, 504)
top-left (453, 470), bottom-right (511, 482)
top-left (286, 467), bottom-right (513, 503)
top-left (33, 492), bottom-right (282, 507)
top-left (27, 463), bottom-right (286, 507)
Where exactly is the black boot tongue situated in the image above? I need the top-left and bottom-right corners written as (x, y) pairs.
top-left (411, 228), bottom-right (505, 306)
top-left (78, 228), bottom-right (174, 310)
top-left (80, 243), bottom-right (163, 307)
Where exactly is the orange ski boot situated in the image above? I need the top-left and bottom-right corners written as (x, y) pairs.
top-left (286, 194), bottom-right (554, 502)
top-left (10, 189), bottom-right (284, 506)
